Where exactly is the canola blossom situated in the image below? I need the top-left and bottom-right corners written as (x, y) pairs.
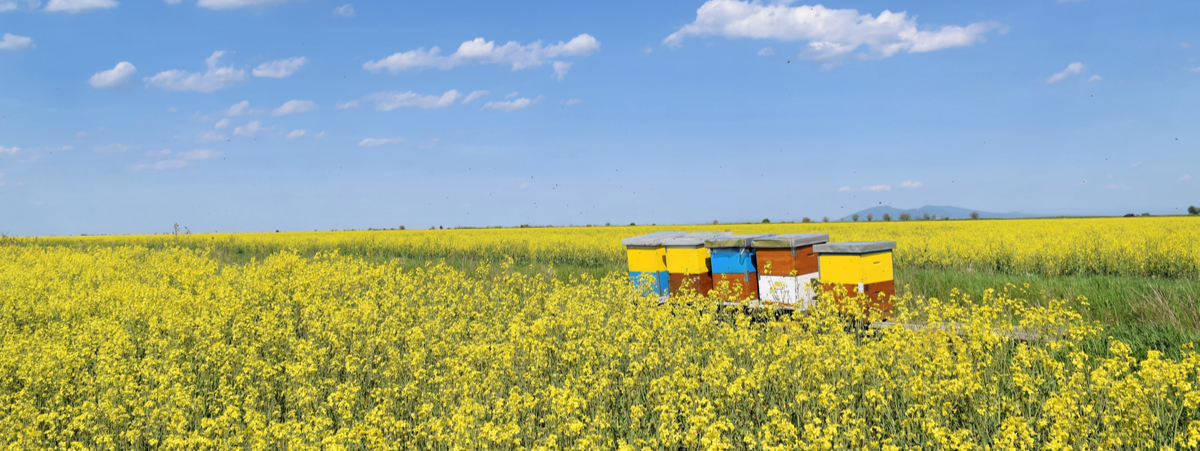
top-left (1, 245), bottom-right (1197, 450)
top-left (30, 216), bottom-right (1200, 278)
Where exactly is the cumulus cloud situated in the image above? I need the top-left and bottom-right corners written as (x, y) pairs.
top-left (1046, 62), bottom-right (1085, 83)
top-left (44, 0), bottom-right (116, 13)
top-left (899, 181), bottom-right (922, 188)
top-left (462, 90), bottom-right (489, 104)
top-left (0, 145), bottom-right (18, 154)
top-left (552, 61), bottom-right (572, 80)
top-left (272, 100), bottom-right (316, 116)
top-left (286, 129), bottom-right (305, 139)
top-left (363, 34), bottom-right (600, 73)
top-left (314, 131), bottom-right (325, 139)
top-left (838, 186), bottom-right (853, 192)
top-left (196, 131), bottom-right (226, 142)
top-left (252, 57), bottom-right (306, 78)
top-left (663, 1), bottom-right (998, 67)
top-left (196, 0), bottom-right (293, 9)
top-left (145, 51), bottom-right (247, 93)
top-left (334, 3), bottom-right (351, 16)
top-left (1088, 74), bottom-right (1102, 82)
top-left (563, 98), bottom-right (582, 105)
top-left (359, 137), bottom-right (403, 147)
top-left (233, 120), bottom-right (265, 137)
top-left (0, 33), bottom-right (32, 50)
top-left (213, 118), bottom-right (229, 129)
top-left (225, 100), bottom-right (250, 116)
top-left (177, 149), bottom-right (220, 160)
top-left (93, 143), bottom-right (129, 153)
top-left (88, 61), bottom-right (136, 89)
top-left (757, 47), bottom-right (774, 56)
top-left (336, 100), bottom-right (358, 109)
top-left (368, 90), bottom-right (461, 111)
top-left (0, 2), bottom-right (16, 12)
top-left (482, 96), bottom-right (540, 112)
top-left (861, 185), bottom-right (891, 191)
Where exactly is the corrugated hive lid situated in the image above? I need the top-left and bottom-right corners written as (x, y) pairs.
top-left (660, 232), bottom-right (733, 247)
top-left (705, 234), bottom-right (776, 248)
top-left (813, 241), bottom-right (897, 254)
top-left (751, 233), bottom-right (830, 249)
top-left (621, 231), bottom-right (687, 247)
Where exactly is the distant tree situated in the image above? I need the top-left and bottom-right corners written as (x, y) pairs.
top-left (923, 212), bottom-right (931, 220)
top-left (1142, 213), bottom-right (1151, 217)
top-left (822, 216), bottom-right (830, 223)
top-left (762, 218), bottom-right (771, 223)
top-left (970, 211), bottom-right (980, 220)
top-left (629, 223), bottom-right (636, 226)
top-left (867, 214), bottom-right (874, 221)
top-left (802, 217), bottom-right (811, 223)
top-left (852, 214), bottom-right (859, 222)
top-left (899, 213), bottom-right (912, 221)
top-left (399, 225), bottom-right (406, 230)
top-left (605, 222), bottom-right (611, 226)
top-left (882, 213), bottom-right (892, 221)
top-left (713, 220), bottom-right (719, 224)
top-left (1189, 206), bottom-right (1199, 215)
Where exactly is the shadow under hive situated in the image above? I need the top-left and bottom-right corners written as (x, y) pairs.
top-left (752, 233), bottom-right (830, 309)
top-left (814, 241), bottom-right (898, 318)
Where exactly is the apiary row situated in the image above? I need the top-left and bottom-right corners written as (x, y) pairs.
top-left (621, 232), bottom-right (897, 315)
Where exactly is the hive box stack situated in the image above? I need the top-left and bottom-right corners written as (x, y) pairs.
top-left (752, 233), bottom-right (830, 309)
top-left (813, 241), bottom-right (897, 317)
top-left (621, 231), bottom-right (686, 297)
top-left (705, 234), bottom-right (776, 302)
top-left (660, 232), bottom-right (732, 297)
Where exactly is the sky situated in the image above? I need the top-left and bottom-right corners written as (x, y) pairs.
top-left (1, 0), bottom-right (1198, 235)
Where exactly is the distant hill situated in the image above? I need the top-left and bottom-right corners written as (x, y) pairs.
top-left (840, 205), bottom-right (1034, 221)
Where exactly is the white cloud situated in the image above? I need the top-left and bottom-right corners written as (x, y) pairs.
top-left (552, 61), bottom-right (572, 80)
top-left (418, 138), bottom-right (438, 149)
top-left (359, 137), bottom-right (403, 147)
top-left (233, 120), bottom-right (264, 137)
top-left (75, 131), bottom-right (86, 137)
top-left (0, 2), bottom-right (16, 12)
top-left (363, 34), bottom-right (600, 73)
top-left (252, 57), bottom-right (306, 78)
top-left (334, 3), bottom-right (351, 16)
top-left (225, 100), bottom-right (250, 116)
top-left (214, 118), bottom-right (230, 129)
top-left (1087, 74), bottom-right (1102, 82)
top-left (88, 61), bottom-right (136, 89)
top-left (0, 33), bottom-right (32, 50)
top-left (462, 90), bottom-right (488, 104)
top-left (519, 183), bottom-right (529, 189)
top-left (563, 98), bottom-right (583, 105)
top-left (663, 1), bottom-right (998, 67)
top-left (1183, 42), bottom-right (1192, 49)
top-left (147, 149), bottom-right (172, 157)
top-left (368, 90), bottom-right (461, 111)
top-left (314, 131), bottom-right (325, 139)
top-left (757, 47), bottom-right (774, 56)
top-left (93, 142), bottom-right (129, 153)
top-left (1183, 175), bottom-right (1192, 181)
top-left (1046, 62), bottom-right (1085, 84)
top-left (177, 149), bottom-right (220, 160)
top-left (1190, 66), bottom-right (1200, 73)
top-left (336, 100), bottom-right (358, 109)
top-left (272, 99), bottom-right (316, 116)
top-left (167, 107), bottom-right (178, 112)
top-left (899, 181), bottom-right (922, 188)
top-left (862, 184), bottom-right (891, 192)
top-left (837, 186), bottom-right (853, 192)
top-left (197, 131), bottom-right (226, 142)
top-left (505, 92), bottom-right (518, 99)
top-left (44, 0), bottom-right (116, 13)
top-left (163, 0), bottom-right (180, 4)
top-left (641, 47), bottom-right (653, 56)
top-left (133, 160), bottom-right (189, 171)
top-left (0, 146), bottom-right (18, 154)
top-left (145, 51), bottom-right (247, 93)
top-left (286, 129), bottom-right (305, 139)
top-left (196, 0), bottom-right (293, 9)
top-left (483, 96), bottom-right (540, 112)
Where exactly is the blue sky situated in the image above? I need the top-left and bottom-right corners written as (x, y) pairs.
top-left (1, 0), bottom-right (1197, 235)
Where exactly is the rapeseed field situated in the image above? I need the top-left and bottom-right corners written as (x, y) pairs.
top-left (1, 243), bottom-right (1198, 450)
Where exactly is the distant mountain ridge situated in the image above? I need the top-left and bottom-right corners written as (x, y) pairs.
top-left (840, 205), bottom-right (1034, 221)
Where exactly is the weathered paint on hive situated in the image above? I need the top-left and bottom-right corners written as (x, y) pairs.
top-left (818, 251), bottom-right (893, 284)
top-left (629, 271), bottom-right (669, 296)
top-left (712, 272), bottom-right (759, 301)
top-left (756, 247), bottom-right (819, 276)
top-left (758, 272), bottom-right (819, 309)
top-left (711, 248), bottom-right (757, 274)
top-left (666, 247), bottom-right (710, 274)
top-left (668, 272), bottom-right (713, 296)
top-left (626, 248), bottom-right (667, 273)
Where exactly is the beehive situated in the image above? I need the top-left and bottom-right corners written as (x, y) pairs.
top-left (705, 234), bottom-right (775, 302)
top-left (813, 241), bottom-right (897, 318)
top-left (752, 233), bottom-right (829, 309)
top-left (660, 232), bottom-right (732, 296)
top-left (621, 232), bottom-right (685, 296)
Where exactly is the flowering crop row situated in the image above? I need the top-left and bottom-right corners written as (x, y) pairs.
top-left (1, 245), bottom-right (1197, 450)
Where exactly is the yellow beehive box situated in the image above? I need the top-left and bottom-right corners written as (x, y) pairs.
top-left (814, 241), bottom-right (897, 284)
top-left (622, 232), bottom-right (684, 272)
